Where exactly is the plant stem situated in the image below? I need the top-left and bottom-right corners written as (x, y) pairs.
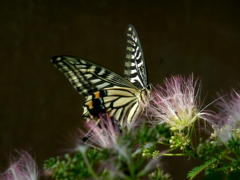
top-left (158, 141), bottom-right (170, 146)
top-left (161, 153), bottom-right (186, 157)
top-left (81, 152), bottom-right (99, 180)
top-left (223, 153), bottom-right (234, 161)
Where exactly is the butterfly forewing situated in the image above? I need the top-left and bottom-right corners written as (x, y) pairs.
top-left (51, 56), bottom-right (135, 96)
top-left (124, 25), bottom-right (148, 89)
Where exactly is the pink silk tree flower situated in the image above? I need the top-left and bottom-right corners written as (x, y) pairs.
top-left (146, 75), bottom-right (209, 131)
top-left (211, 91), bottom-right (240, 143)
top-left (78, 114), bottom-right (121, 149)
top-left (1, 152), bottom-right (38, 180)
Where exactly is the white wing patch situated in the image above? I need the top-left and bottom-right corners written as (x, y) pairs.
top-left (124, 25), bottom-right (149, 89)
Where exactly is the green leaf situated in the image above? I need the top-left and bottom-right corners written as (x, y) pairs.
top-left (187, 159), bottom-right (217, 180)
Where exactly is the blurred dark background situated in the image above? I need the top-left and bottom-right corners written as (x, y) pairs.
top-left (1, 0), bottom-right (240, 179)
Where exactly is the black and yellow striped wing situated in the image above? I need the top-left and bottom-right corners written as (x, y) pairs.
top-left (51, 55), bottom-right (142, 126)
top-left (124, 25), bottom-right (149, 89)
top-left (51, 56), bottom-right (135, 95)
top-left (83, 87), bottom-right (142, 126)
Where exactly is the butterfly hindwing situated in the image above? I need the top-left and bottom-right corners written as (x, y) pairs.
top-left (124, 25), bottom-right (149, 89)
top-left (105, 87), bottom-right (141, 126)
top-left (83, 87), bottom-right (141, 126)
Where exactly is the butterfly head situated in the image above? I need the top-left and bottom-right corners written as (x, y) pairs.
top-left (140, 84), bottom-right (152, 105)
top-left (146, 84), bottom-right (152, 91)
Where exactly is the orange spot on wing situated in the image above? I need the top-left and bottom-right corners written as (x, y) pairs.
top-left (87, 101), bottom-right (93, 109)
top-left (94, 91), bottom-right (100, 99)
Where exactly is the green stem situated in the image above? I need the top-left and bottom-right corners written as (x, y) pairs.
top-left (219, 148), bottom-right (235, 161)
top-left (223, 154), bottom-right (234, 161)
top-left (158, 141), bottom-right (170, 146)
top-left (161, 153), bottom-right (186, 157)
top-left (81, 152), bottom-right (99, 180)
top-left (153, 147), bottom-right (186, 157)
top-left (127, 158), bottom-right (136, 179)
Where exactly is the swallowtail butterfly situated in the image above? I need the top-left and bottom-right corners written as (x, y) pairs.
top-left (51, 25), bottom-right (151, 127)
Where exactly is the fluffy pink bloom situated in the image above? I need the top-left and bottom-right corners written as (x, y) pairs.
top-left (1, 152), bottom-right (38, 180)
top-left (146, 75), bottom-right (209, 131)
top-left (211, 91), bottom-right (240, 142)
top-left (77, 114), bottom-right (121, 149)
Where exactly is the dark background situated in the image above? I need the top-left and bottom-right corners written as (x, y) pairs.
top-left (1, 0), bottom-right (240, 179)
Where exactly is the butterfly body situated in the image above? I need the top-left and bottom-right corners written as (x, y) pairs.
top-left (52, 25), bottom-right (151, 127)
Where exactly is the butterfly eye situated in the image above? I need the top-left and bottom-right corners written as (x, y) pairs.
top-left (147, 84), bottom-right (152, 90)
